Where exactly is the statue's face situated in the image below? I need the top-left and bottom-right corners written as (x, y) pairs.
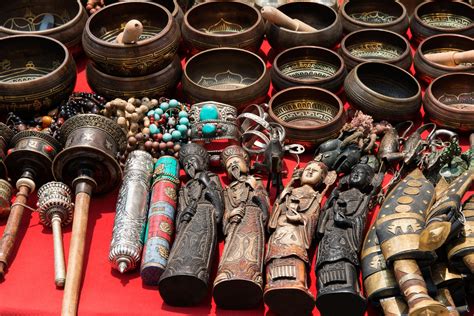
top-left (225, 156), bottom-right (248, 180)
top-left (183, 155), bottom-right (204, 178)
top-left (301, 162), bottom-right (324, 185)
top-left (349, 166), bottom-right (370, 188)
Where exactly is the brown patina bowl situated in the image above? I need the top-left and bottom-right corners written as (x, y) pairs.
top-left (113, 0), bottom-right (184, 26)
top-left (0, 35), bottom-right (76, 114)
top-left (414, 34), bottom-right (474, 86)
top-left (340, 28), bottom-right (412, 71)
top-left (268, 86), bottom-right (346, 148)
top-left (340, 0), bottom-right (409, 35)
top-left (182, 48), bottom-right (270, 111)
top-left (0, 0), bottom-right (88, 56)
top-left (411, 1), bottom-right (474, 46)
top-left (424, 73), bottom-right (474, 131)
top-left (271, 46), bottom-right (346, 93)
top-left (266, 2), bottom-right (342, 52)
top-left (82, 1), bottom-right (180, 77)
top-left (182, 1), bottom-right (264, 55)
top-left (344, 62), bottom-right (422, 122)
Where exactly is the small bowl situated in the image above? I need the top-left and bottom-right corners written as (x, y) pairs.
top-left (182, 48), bottom-right (270, 111)
top-left (271, 46), bottom-right (346, 93)
top-left (411, 1), bottom-right (474, 46)
top-left (266, 2), bottom-right (342, 52)
top-left (414, 34), bottom-right (474, 86)
top-left (424, 73), bottom-right (474, 131)
top-left (344, 62), bottom-right (422, 122)
top-left (268, 86), bottom-right (345, 148)
top-left (340, 29), bottom-right (412, 71)
top-left (0, 0), bottom-right (88, 56)
top-left (182, 1), bottom-right (264, 55)
top-left (340, 0), bottom-right (409, 35)
top-left (86, 55), bottom-right (181, 99)
top-left (82, 2), bottom-right (181, 77)
top-left (0, 35), bottom-right (76, 114)
top-left (115, 0), bottom-right (184, 26)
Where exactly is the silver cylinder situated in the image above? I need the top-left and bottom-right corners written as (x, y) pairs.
top-left (109, 150), bottom-right (154, 273)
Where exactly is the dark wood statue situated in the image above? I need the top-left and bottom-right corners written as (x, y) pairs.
top-left (158, 143), bottom-right (224, 306)
top-left (213, 145), bottom-right (270, 309)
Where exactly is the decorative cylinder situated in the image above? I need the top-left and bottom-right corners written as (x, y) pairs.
top-left (109, 150), bottom-right (154, 274)
top-left (0, 179), bottom-right (13, 218)
top-left (0, 123), bottom-right (14, 179)
top-left (140, 156), bottom-right (180, 285)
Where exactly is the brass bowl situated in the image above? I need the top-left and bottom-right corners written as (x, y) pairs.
top-left (424, 73), bottom-right (474, 131)
top-left (82, 1), bottom-right (181, 77)
top-left (340, 0), bottom-right (409, 35)
top-left (414, 34), bottom-right (474, 86)
top-left (182, 48), bottom-right (270, 111)
top-left (411, 1), bottom-right (474, 46)
top-left (266, 2), bottom-right (342, 52)
top-left (268, 86), bottom-right (346, 148)
top-left (182, 1), bottom-right (264, 55)
top-left (344, 62), bottom-right (422, 122)
top-left (271, 46), bottom-right (346, 93)
top-left (0, 35), bottom-right (76, 114)
top-left (0, 0), bottom-right (88, 56)
top-left (86, 56), bottom-right (181, 99)
top-left (340, 28), bottom-right (412, 71)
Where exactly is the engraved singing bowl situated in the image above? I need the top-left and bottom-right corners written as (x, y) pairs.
top-left (0, 123), bottom-right (15, 179)
top-left (340, 29), bottom-right (412, 71)
top-left (82, 1), bottom-right (181, 77)
top-left (414, 34), bottom-right (474, 86)
top-left (0, 0), bottom-right (88, 56)
top-left (423, 73), bottom-right (474, 131)
top-left (0, 35), bottom-right (76, 114)
top-left (411, 1), bottom-right (474, 46)
top-left (182, 48), bottom-right (270, 111)
top-left (112, 0), bottom-right (184, 27)
top-left (53, 114), bottom-right (127, 194)
top-left (268, 86), bottom-right (346, 148)
top-left (182, 1), bottom-right (264, 55)
top-left (86, 55), bottom-right (182, 99)
top-left (344, 62), bottom-right (422, 122)
top-left (271, 46), bottom-right (346, 93)
top-left (340, 0), bottom-right (409, 35)
top-left (266, 2), bottom-right (342, 52)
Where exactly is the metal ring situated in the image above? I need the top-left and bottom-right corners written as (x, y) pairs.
top-left (237, 112), bottom-right (270, 134)
top-left (241, 130), bottom-right (270, 155)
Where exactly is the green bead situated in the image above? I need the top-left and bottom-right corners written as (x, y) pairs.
top-left (155, 108), bottom-right (164, 116)
top-left (160, 102), bottom-right (170, 111)
top-left (163, 133), bottom-right (172, 142)
top-left (149, 124), bottom-right (159, 135)
top-left (147, 110), bottom-right (155, 116)
top-left (179, 117), bottom-right (189, 126)
top-left (177, 124), bottom-right (187, 134)
top-left (172, 130), bottom-right (181, 140)
top-left (169, 99), bottom-right (179, 108)
top-left (199, 104), bottom-right (218, 121)
top-left (178, 111), bottom-right (188, 118)
top-left (202, 123), bottom-right (216, 136)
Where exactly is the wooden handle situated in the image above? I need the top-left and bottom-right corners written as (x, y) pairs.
top-left (424, 50), bottom-right (474, 66)
top-left (52, 215), bottom-right (66, 288)
top-left (379, 297), bottom-right (409, 316)
top-left (260, 6), bottom-right (317, 32)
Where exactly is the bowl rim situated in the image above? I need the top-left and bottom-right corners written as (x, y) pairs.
top-left (272, 45), bottom-right (345, 85)
top-left (268, 86), bottom-right (344, 131)
top-left (413, 1), bottom-right (474, 32)
top-left (352, 61), bottom-right (421, 102)
top-left (84, 1), bottom-right (174, 48)
top-left (183, 1), bottom-right (262, 38)
top-left (425, 72), bottom-right (474, 114)
top-left (183, 47), bottom-right (268, 92)
top-left (416, 33), bottom-right (474, 72)
top-left (0, 34), bottom-right (71, 86)
top-left (340, 28), bottom-right (411, 64)
top-left (0, 0), bottom-right (85, 35)
top-left (341, 0), bottom-right (407, 28)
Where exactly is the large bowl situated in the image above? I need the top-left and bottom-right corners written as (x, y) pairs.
top-left (414, 34), bottom-right (474, 86)
top-left (340, 0), bottom-right (409, 35)
top-left (424, 73), bottom-right (474, 131)
top-left (182, 1), bottom-right (264, 55)
top-left (113, 0), bottom-right (184, 26)
top-left (182, 48), bottom-right (270, 111)
top-left (271, 46), bottom-right (346, 93)
top-left (411, 1), bottom-right (474, 46)
top-left (344, 62), bottom-right (422, 122)
top-left (0, 35), bottom-right (76, 114)
top-left (0, 0), bottom-right (88, 56)
top-left (266, 2), bottom-right (342, 52)
top-left (268, 86), bottom-right (346, 148)
top-left (82, 1), bottom-right (181, 77)
top-left (340, 28), bottom-right (412, 71)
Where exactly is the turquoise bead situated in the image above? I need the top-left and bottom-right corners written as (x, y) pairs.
top-left (155, 108), bottom-right (164, 116)
top-left (199, 104), bottom-right (219, 121)
top-left (169, 99), bottom-right (179, 108)
top-left (154, 113), bottom-right (160, 120)
top-left (179, 117), bottom-right (189, 126)
top-left (172, 130), bottom-right (181, 140)
top-left (163, 133), bottom-right (172, 142)
top-left (178, 111), bottom-right (188, 118)
top-left (177, 124), bottom-right (187, 134)
top-left (160, 102), bottom-right (170, 111)
top-left (202, 123), bottom-right (216, 136)
top-left (147, 110), bottom-right (155, 116)
top-left (149, 124), bottom-right (159, 135)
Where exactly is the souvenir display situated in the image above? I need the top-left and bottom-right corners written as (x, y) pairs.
top-left (141, 155), bottom-right (180, 285)
top-left (158, 143), bottom-right (224, 306)
top-left (109, 151), bottom-right (154, 274)
top-left (37, 181), bottom-right (74, 287)
top-left (213, 145), bottom-right (270, 309)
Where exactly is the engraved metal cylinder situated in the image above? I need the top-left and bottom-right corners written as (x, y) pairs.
top-left (109, 150), bottom-right (154, 273)
top-left (140, 156), bottom-right (180, 285)
top-left (0, 123), bottom-right (14, 179)
top-left (0, 179), bottom-right (13, 218)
